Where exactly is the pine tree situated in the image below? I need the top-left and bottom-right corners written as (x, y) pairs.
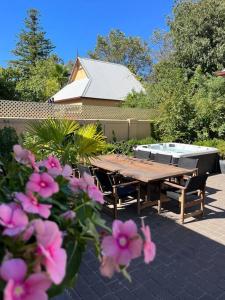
top-left (11, 9), bottom-right (55, 75)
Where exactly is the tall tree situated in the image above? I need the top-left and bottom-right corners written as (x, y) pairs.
top-left (88, 29), bottom-right (152, 80)
top-left (169, 0), bottom-right (225, 74)
top-left (11, 9), bottom-right (55, 75)
top-left (15, 56), bottom-right (68, 102)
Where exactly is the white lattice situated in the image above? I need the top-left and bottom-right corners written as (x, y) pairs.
top-left (0, 100), bottom-right (156, 120)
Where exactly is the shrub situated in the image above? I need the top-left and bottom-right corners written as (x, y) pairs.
top-left (104, 137), bottom-right (157, 155)
top-left (195, 139), bottom-right (225, 159)
top-left (0, 126), bottom-right (19, 162)
top-left (23, 119), bottom-right (107, 164)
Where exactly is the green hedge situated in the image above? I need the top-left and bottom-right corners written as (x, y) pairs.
top-left (104, 137), bottom-right (157, 156)
top-left (195, 139), bottom-right (225, 159)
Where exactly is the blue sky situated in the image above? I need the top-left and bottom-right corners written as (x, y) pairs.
top-left (0, 0), bottom-right (174, 67)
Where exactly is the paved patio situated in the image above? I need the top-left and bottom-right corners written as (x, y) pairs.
top-left (55, 174), bottom-right (225, 300)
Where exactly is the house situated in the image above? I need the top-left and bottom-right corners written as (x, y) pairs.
top-left (52, 57), bottom-right (144, 106)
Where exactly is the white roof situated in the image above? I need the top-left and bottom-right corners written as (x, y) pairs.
top-left (53, 78), bottom-right (88, 101)
top-left (53, 57), bottom-right (144, 102)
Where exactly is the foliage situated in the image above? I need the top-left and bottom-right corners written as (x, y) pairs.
top-left (0, 146), bottom-right (155, 298)
top-left (124, 58), bottom-right (225, 143)
top-left (10, 9), bottom-right (55, 75)
top-left (150, 29), bottom-right (174, 63)
top-left (195, 139), bottom-right (225, 159)
top-left (169, 0), bottom-right (225, 74)
top-left (122, 90), bottom-right (150, 109)
top-left (124, 60), bottom-right (188, 109)
top-left (23, 119), bottom-right (107, 164)
top-left (0, 127), bottom-right (19, 163)
top-left (88, 29), bottom-right (152, 80)
top-left (0, 68), bottom-right (19, 100)
top-left (15, 56), bottom-right (69, 102)
top-left (104, 137), bottom-right (157, 156)
top-left (190, 68), bottom-right (225, 140)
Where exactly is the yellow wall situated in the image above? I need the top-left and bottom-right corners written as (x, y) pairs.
top-left (73, 67), bottom-right (87, 81)
top-left (0, 118), bottom-right (152, 142)
top-left (70, 61), bottom-right (87, 82)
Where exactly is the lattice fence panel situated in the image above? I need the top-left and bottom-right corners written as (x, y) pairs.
top-left (0, 100), bottom-right (156, 120)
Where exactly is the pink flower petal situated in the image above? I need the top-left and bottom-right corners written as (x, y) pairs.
top-left (38, 204), bottom-right (52, 218)
top-left (60, 210), bottom-right (76, 220)
top-left (43, 247), bottom-right (67, 284)
top-left (12, 208), bottom-right (29, 227)
top-left (0, 204), bottom-right (12, 225)
top-left (141, 223), bottom-right (156, 264)
top-left (26, 181), bottom-right (40, 193)
top-left (143, 241), bottom-right (156, 264)
top-left (3, 279), bottom-right (14, 300)
top-left (69, 177), bottom-right (80, 193)
top-left (102, 236), bottom-right (118, 256)
top-left (83, 172), bottom-right (94, 186)
top-left (100, 256), bottom-right (117, 278)
top-left (62, 165), bottom-right (73, 178)
top-left (38, 187), bottom-right (53, 198)
top-left (24, 291), bottom-right (48, 300)
top-left (0, 259), bottom-right (27, 282)
top-left (121, 220), bottom-right (138, 238)
top-left (25, 273), bottom-right (51, 291)
top-left (112, 220), bottom-right (123, 238)
top-left (129, 237), bottom-right (143, 259)
top-left (116, 248), bottom-right (132, 266)
top-left (35, 220), bottom-right (62, 248)
top-left (3, 226), bottom-right (26, 236)
top-left (87, 186), bottom-right (104, 204)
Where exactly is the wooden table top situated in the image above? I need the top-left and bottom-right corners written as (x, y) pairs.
top-left (91, 154), bottom-right (196, 183)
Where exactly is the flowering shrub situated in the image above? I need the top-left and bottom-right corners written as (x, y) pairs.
top-left (0, 145), bottom-right (156, 299)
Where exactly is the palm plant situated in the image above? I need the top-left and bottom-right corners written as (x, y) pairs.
top-left (23, 119), bottom-right (106, 164)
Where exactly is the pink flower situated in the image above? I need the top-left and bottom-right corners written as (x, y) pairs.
top-left (102, 220), bottom-right (143, 266)
top-left (15, 192), bottom-right (52, 218)
top-left (69, 173), bottom-right (93, 193)
top-left (26, 172), bottom-right (59, 198)
top-left (69, 177), bottom-right (81, 193)
top-left (99, 256), bottom-right (118, 278)
top-left (34, 220), bottom-right (67, 284)
top-left (13, 145), bottom-right (36, 169)
top-left (0, 258), bottom-right (51, 300)
top-left (60, 210), bottom-right (76, 220)
top-left (70, 173), bottom-right (104, 204)
top-left (61, 164), bottom-right (73, 179)
top-left (79, 172), bottom-right (95, 190)
top-left (87, 185), bottom-right (104, 204)
top-left (141, 221), bottom-right (156, 264)
top-left (41, 156), bottom-right (62, 177)
top-left (43, 156), bottom-right (61, 170)
top-left (39, 156), bottom-right (73, 179)
top-left (0, 204), bottom-right (28, 236)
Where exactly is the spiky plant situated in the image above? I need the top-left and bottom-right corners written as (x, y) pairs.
top-left (23, 119), bottom-right (106, 164)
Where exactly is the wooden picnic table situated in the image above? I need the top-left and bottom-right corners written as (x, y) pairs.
top-left (91, 154), bottom-right (196, 183)
top-left (91, 154), bottom-right (197, 213)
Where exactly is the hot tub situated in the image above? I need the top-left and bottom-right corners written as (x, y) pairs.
top-left (135, 143), bottom-right (219, 174)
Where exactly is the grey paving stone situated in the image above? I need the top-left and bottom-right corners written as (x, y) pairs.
top-left (68, 174), bottom-right (225, 300)
top-left (113, 288), bottom-right (137, 300)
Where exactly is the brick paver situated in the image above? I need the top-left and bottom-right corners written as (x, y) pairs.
top-left (56, 174), bottom-right (225, 299)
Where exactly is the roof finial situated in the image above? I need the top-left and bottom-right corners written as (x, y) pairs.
top-left (76, 48), bottom-right (79, 59)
